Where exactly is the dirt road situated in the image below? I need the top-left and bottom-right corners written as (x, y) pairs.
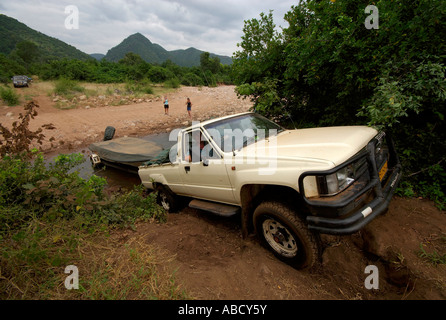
top-left (1, 83), bottom-right (445, 300)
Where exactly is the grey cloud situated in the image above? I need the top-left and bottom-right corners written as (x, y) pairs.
top-left (1, 0), bottom-right (295, 56)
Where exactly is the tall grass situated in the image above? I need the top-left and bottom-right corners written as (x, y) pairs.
top-left (53, 78), bottom-right (85, 96)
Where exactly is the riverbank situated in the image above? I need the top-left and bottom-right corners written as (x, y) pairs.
top-left (1, 83), bottom-right (252, 154)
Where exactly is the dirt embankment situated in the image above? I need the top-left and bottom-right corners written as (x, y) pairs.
top-left (1, 83), bottom-right (445, 300)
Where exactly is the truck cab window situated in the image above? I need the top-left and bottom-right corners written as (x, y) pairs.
top-left (183, 130), bottom-right (219, 163)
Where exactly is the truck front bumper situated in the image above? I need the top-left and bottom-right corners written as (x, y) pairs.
top-left (299, 133), bottom-right (401, 235)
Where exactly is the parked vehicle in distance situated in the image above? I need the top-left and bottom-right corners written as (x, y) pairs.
top-left (11, 75), bottom-right (31, 88)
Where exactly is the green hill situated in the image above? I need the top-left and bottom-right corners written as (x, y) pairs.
top-left (105, 33), bottom-right (232, 67)
top-left (170, 47), bottom-right (232, 67)
top-left (0, 14), bottom-right (232, 67)
top-left (0, 14), bottom-right (92, 61)
top-left (105, 33), bottom-right (170, 64)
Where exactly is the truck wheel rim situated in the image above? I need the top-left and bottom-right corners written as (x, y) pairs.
top-left (160, 194), bottom-right (170, 210)
top-left (262, 218), bottom-right (298, 258)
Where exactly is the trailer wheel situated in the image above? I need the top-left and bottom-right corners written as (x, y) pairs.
top-left (253, 201), bottom-right (321, 270)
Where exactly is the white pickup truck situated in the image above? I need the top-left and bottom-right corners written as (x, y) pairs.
top-left (138, 112), bottom-right (401, 269)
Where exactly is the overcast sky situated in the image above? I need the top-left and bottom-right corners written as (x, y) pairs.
top-left (0, 0), bottom-right (297, 57)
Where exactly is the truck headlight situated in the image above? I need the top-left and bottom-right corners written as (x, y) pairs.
top-left (316, 157), bottom-right (367, 196)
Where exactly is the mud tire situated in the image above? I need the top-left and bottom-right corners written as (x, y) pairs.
top-left (253, 201), bottom-right (321, 270)
top-left (156, 185), bottom-right (179, 213)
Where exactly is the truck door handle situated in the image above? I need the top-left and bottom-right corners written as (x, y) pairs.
top-left (184, 166), bottom-right (190, 173)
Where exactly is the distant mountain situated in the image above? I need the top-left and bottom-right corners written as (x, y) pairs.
top-left (105, 33), bottom-right (232, 67)
top-left (0, 14), bottom-right (92, 61)
top-left (105, 33), bottom-right (169, 64)
top-left (169, 47), bottom-right (232, 67)
top-left (0, 14), bottom-right (232, 67)
top-left (90, 53), bottom-right (105, 60)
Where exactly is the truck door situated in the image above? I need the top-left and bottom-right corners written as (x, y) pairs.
top-left (179, 129), bottom-right (236, 204)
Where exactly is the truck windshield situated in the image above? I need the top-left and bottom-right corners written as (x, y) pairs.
top-left (203, 113), bottom-right (284, 152)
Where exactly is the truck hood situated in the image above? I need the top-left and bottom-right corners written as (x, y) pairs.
top-left (254, 126), bottom-right (377, 166)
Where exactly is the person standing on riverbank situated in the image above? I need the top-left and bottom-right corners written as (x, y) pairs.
top-left (164, 96), bottom-right (169, 115)
top-left (186, 97), bottom-right (192, 119)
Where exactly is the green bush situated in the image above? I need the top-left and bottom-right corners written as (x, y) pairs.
top-left (53, 78), bottom-right (85, 96)
top-left (124, 80), bottom-right (154, 95)
top-left (0, 151), bottom-right (167, 298)
top-left (164, 78), bottom-right (180, 89)
top-left (0, 152), bottom-right (165, 233)
top-left (0, 86), bottom-right (20, 106)
top-left (181, 72), bottom-right (204, 86)
top-left (147, 66), bottom-right (173, 83)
